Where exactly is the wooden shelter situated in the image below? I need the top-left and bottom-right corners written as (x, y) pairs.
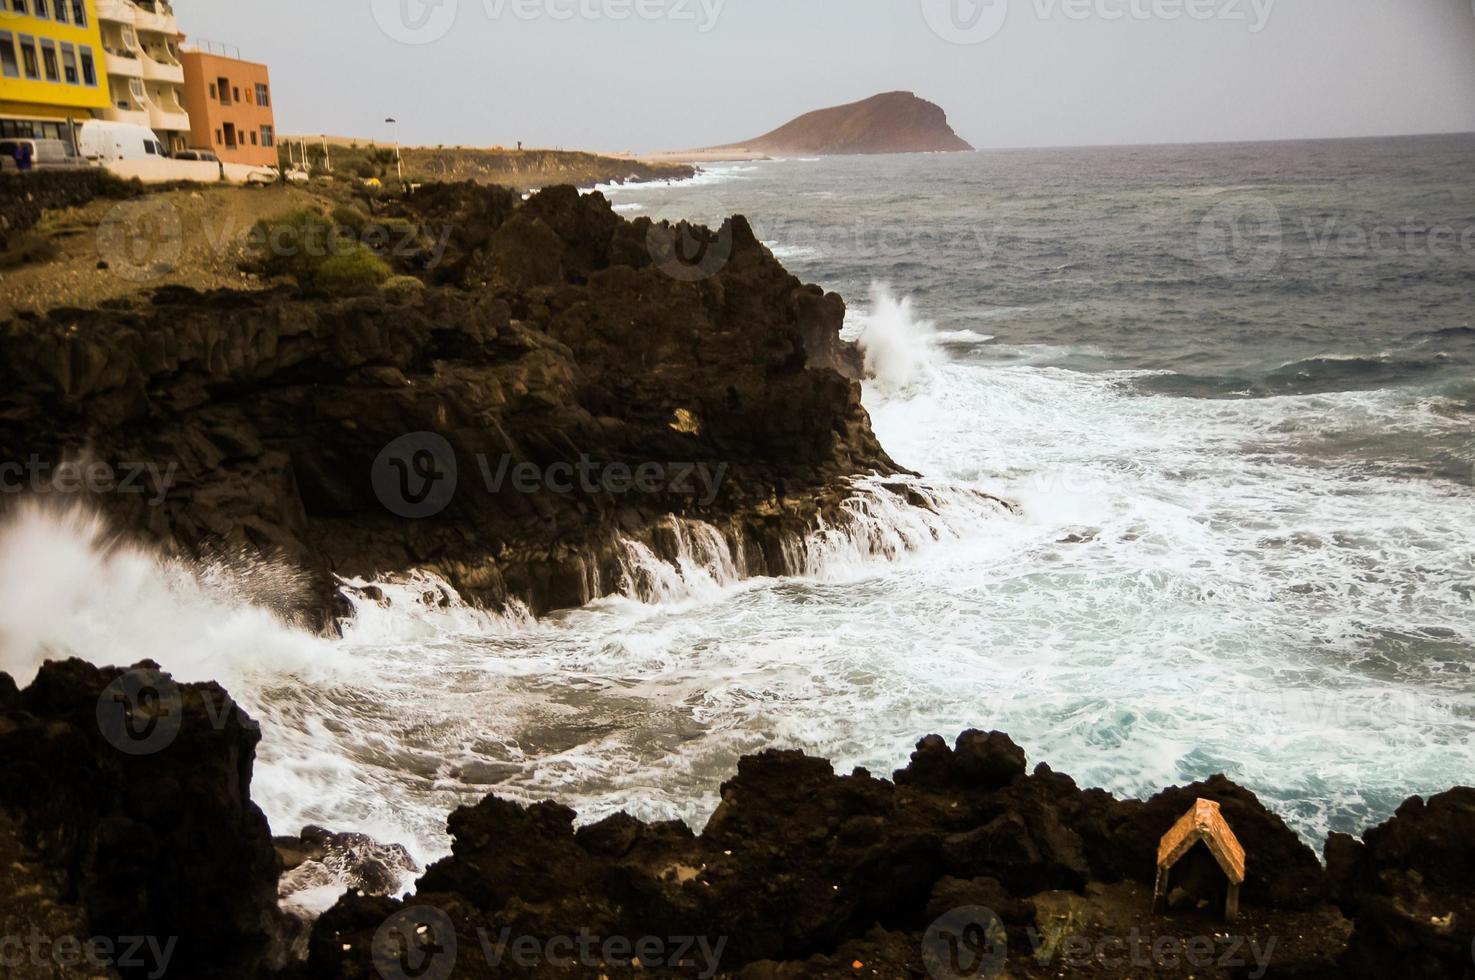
top-left (1153, 798), bottom-right (1246, 921)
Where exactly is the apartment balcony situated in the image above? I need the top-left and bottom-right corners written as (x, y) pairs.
top-left (133, 7), bottom-right (179, 35)
top-left (101, 106), bottom-right (151, 127)
top-left (140, 53), bottom-right (184, 85)
top-left (148, 105), bottom-right (190, 133)
top-left (96, 0), bottom-right (137, 24)
top-left (104, 50), bottom-right (144, 78)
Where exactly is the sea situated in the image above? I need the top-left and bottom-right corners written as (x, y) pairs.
top-left (4, 134), bottom-right (1473, 908)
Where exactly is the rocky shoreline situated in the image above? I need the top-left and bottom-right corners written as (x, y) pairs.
top-left (1, 178), bottom-right (929, 627)
top-left (2, 177), bottom-right (1471, 978)
top-left (0, 659), bottom-right (1470, 978)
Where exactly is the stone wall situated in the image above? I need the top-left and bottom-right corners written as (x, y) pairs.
top-left (0, 170), bottom-right (115, 248)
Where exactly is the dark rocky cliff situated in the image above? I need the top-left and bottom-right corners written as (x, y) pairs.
top-left (0, 183), bottom-right (897, 624)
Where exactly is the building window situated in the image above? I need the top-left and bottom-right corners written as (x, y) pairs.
top-left (69, 0), bottom-right (84, 27)
top-left (60, 42), bottom-right (77, 84)
top-left (217, 77), bottom-right (230, 104)
top-left (53, 0), bottom-right (67, 22)
top-left (19, 36), bottom-right (38, 79)
top-left (40, 39), bottom-right (58, 82)
top-left (0, 34), bottom-right (16, 79)
top-left (260, 125), bottom-right (274, 148)
top-left (255, 83), bottom-right (270, 107)
top-left (79, 45), bottom-right (95, 85)
top-left (208, 82), bottom-right (216, 99)
top-left (35, 0), bottom-right (48, 19)
top-left (250, 131), bottom-right (257, 145)
top-left (232, 86), bottom-right (240, 103)
top-left (214, 128), bottom-right (221, 143)
top-left (11, 0), bottom-right (28, 15)
top-left (223, 122), bottom-right (237, 148)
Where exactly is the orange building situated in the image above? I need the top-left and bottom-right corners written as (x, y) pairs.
top-left (178, 47), bottom-right (275, 166)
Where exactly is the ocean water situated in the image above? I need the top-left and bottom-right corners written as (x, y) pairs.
top-left (4, 136), bottom-right (1473, 901)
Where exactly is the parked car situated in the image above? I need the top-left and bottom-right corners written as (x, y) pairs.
top-left (173, 149), bottom-right (220, 162)
top-left (77, 120), bottom-right (168, 163)
top-left (0, 138), bottom-right (86, 170)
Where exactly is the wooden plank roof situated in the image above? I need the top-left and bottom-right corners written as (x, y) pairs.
top-left (1157, 798), bottom-right (1246, 885)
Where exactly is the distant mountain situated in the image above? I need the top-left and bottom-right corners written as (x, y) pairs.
top-left (709, 92), bottom-right (974, 157)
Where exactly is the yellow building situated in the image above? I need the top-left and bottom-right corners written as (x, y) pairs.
top-left (0, 0), bottom-right (110, 140)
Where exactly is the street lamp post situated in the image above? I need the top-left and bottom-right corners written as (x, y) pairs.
top-left (385, 117), bottom-right (402, 182)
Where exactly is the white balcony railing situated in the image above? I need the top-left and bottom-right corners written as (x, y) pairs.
top-left (140, 53), bottom-right (183, 84)
top-left (96, 0), bottom-right (136, 24)
top-left (103, 50), bottom-right (144, 78)
top-left (102, 106), bottom-right (152, 127)
top-left (148, 105), bottom-right (191, 133)
top-left (133, 8), bottom-right (177, 34)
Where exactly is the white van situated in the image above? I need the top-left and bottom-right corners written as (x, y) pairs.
top-left (78, 120), bottom-right (169, 164)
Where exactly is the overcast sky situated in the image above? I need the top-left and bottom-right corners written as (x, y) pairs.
top-left (181, 0), bottom-right (1475, 152)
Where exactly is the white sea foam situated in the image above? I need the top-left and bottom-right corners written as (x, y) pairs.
top-left (846, 282), bottom-right (943, 396)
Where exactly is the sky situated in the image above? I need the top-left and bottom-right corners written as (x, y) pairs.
top-left (179, 0), bottom-right (1475, 152)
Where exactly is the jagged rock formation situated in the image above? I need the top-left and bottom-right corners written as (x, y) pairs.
top-left (0, 663), bottom-right (1465, 979)
top-left (289, 732), bottom-right (1458, 980)
top-left (0, 660), bottom-right (282, 979)
top-left (0, 183), bottom-right (897, 624)
top-left (1328, 789), bottom-right (1475, 979)
top-left (708, 92), bottom-right (974, 157)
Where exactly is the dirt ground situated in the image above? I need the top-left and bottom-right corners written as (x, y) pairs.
top-left (1013, 880), bottom-right (1350, 978)
top-left (0, 183), bottom-right (331, 319)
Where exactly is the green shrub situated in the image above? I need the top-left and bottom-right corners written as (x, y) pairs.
top-left (315, 244), bottom-right (391, 295)
top-left (382, 274), bottom-right (425, 299)
top-left (252, 208), bottom-right (390, 295)
top-left (331, 205), bottom-right (368, 232)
